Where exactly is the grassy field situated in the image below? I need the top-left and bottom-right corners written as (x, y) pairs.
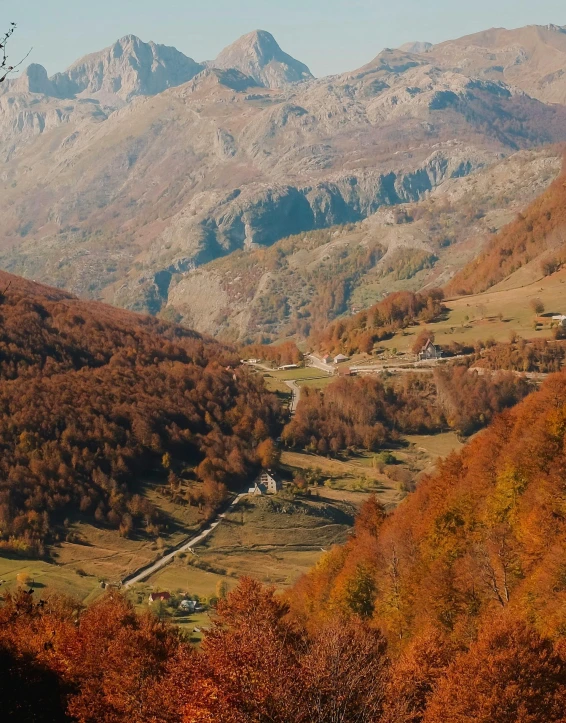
top-left (196, 494), bottom-right (356, 584)
top-left (135, 491), bottom-right (359, 597)
top-left (404, 432), bottom-right (465, 460)
top-left (281, 432), bottom-right (462, 504)
top-left (378, 267), bottom-right (566, 354)
top-left (0, 480), bottom-right (214, 603)
top-left (259, 366), bottom-right (334, 391)
top-left (0, 554), bottom-right (104, 604)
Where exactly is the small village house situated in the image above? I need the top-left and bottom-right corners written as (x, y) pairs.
top-left (248, 469), bottom-right (283, 496)
top-left (322, 354), bottom-right (334, 364)
top-left (418, 339), bottom-right (443, 361)
top-left (179, 598), bottom-right (204, 613)
top-left (333, 353), bottom-right (349, 364)
top-left (149, 591), bottom-right (171, 604)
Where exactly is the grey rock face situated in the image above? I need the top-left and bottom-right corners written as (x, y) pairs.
top-left (50, 35), bottom-right (204, 101)
top-left (211, 30), bottom-right (314, 88)
top-left (11, 64), bottom-right (58, 95)
top-left (398, 42), bottom-right (433, 54)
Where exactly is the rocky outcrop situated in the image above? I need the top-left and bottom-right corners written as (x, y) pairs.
top-left (50, 35), bottom-right (204, 102)
top-left (421, 23), bottom-right (566, 105)
top-left (211, 30), bottom-right (314, 88)
top-left (111, 147), bottom-right (493, 313)
top-left (162, 149), bottom-right (562, 340)
top-left (11, 64), bottom-right (58, 95)
top-left (398, 41), bottom-right (433, 54)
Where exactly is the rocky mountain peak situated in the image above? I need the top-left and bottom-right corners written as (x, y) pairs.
top-left (398, 41), bottom-right (433, 54)
top-left (11, 64), bottom-right (57, 95)
top-left (49, 35), bottom-right (204, 102)
top-left (211, 30), bottom-right (314, 88)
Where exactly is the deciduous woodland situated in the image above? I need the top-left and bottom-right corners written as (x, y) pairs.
top-left (446, 165), bottom-right (566, 296)
top-left (282, 368), bottom-right (531, 453)
top-left (240, 340), bottom-right (303, 366)
top-left (0, 272), bottom-right (281, 557)
top-left (471, 337), bottom-right (566, 372)
top-left (311, 289), bottom-right (445, 355)
top-left (3, 373), bottom-right (566, 721)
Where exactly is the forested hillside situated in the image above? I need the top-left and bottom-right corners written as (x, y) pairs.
top-left (292, 371), bottom-right (566, 646)
top-left (446, 164), bottom-right (566, 295)
top-left (282, 368), bottom-right (531, 454)
top-left (0, 272), bottom-right (280, 557)
top-left (310, 289), bottom-right (445, 354)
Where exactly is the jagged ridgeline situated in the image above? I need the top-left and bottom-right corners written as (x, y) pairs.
top-left (0, 271), bottom-right (281, 556)
top-left (3, 25), bottom-right (566, 327)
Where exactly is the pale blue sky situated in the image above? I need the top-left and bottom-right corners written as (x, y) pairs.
top-left (7, 0), bottom-right (566, 78)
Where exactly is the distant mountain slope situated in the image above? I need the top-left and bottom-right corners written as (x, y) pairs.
top-left (2, 25), bottom-right (566, 321)
top-left (3, 35), bottom-right (205, 106)
top-left (445, 157), bottom-right (566, 295)
top-left (424, 23), bottom-right (566, 105)
top-left (163, 148), bottom-right (561, 341)
top-left (210, 30), bottom-right (314, 88)
top-left (0, 270), bottom-right (280, 557)
top-left (51, 34), bottom-right (205, 103)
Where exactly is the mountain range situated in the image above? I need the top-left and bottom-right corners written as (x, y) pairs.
top-left (2, 23), bottom-right (566, 337)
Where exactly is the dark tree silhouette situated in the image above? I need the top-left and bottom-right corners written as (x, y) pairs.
top-left (0, 23), bottom-right (31, 83)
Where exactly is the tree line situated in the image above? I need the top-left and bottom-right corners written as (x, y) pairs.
top-left (311, 289), bottom-right (445, 355)
top-left (3, 572), bottom-right (566, 722)
top-left (240, 341), bottom-right (303, 366)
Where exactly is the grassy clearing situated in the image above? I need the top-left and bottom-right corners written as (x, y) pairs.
top-left (180, 494), bottom-right (357, 588)
top-left (404, 432), bottom-right (465, 460)
top-left (258, 367), bottom-right (333, 392)
top-left (260, 374), bottom-right (293, 394)
top-left (379, 268), bottom-right (566, 354)
top-left (281, 450), bottom-right (393, 492)
top-left (128, 564), bottom-right (236, 603)
top-left (0, 554), bottom-right (103, 604)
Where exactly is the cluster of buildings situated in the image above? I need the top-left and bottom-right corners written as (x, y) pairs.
top-left (322, 353), bottom-right (349, 365)
top-left (148, 591), bottom-right (205, 612)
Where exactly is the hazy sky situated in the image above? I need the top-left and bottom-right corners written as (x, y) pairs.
top-left (6, 0), bottom-right (566, 78)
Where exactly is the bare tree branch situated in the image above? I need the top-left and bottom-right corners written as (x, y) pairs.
top-left (0, 23), bottom-right (33, 84)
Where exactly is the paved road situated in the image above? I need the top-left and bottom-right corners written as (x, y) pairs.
top-left (122, 492), bottom-right (247, 588)
top-left (351, 365), bottom-right (428, 374)
top-left (285, 380), bottom-right (301, 414)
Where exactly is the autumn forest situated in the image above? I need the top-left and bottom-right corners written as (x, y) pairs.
top-left (3, 370), bottom-right (566, 721)
top-left (0, 272), bottom-right (281, 557)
